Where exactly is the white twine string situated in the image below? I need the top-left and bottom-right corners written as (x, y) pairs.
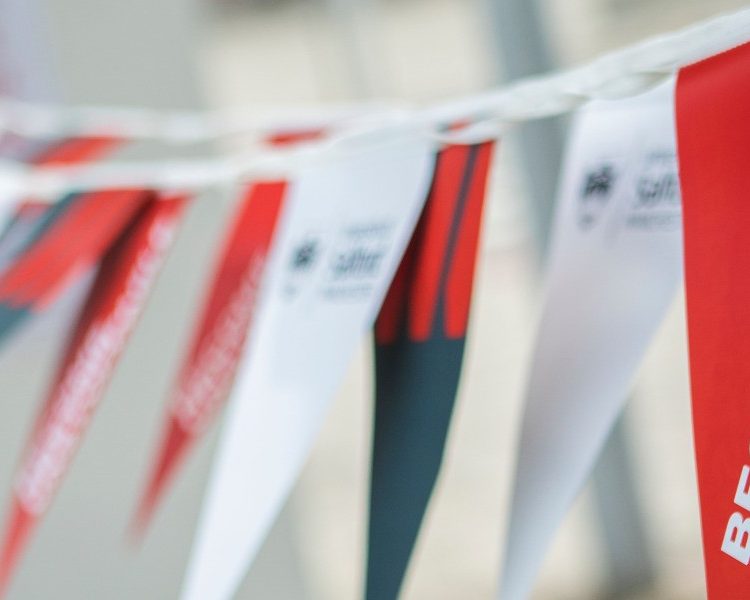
top-left (0, 6), bottom-right (748, 198)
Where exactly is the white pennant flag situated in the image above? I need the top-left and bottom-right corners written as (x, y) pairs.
top-left (180, 124), bottom-right (435, 600)
top-left (498, 80), bottom-right (682, 600)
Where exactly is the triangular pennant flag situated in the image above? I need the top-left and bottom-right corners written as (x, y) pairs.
top-left (676, 40), bottom-right (750, 598)
top-left (0, 194), bottom-right (187, 596)
top-left (180, 125), bottom-right (435, 600)
top-left (498, 81), bottom-right (683, 600)
top-left (366, 141), bottom-right (494, 600)
top-left (132, 181), bottom-right (286, 534)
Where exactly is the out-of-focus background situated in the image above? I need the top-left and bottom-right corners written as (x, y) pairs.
top-left (0, 0), bottom-right (746, 598)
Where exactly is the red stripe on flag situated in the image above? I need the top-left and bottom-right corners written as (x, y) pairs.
top-left (443, 142), bottom-right (494, 338)
top-left (407, 146), bottom-right (468, 342)
top-left (374, 232), bottom-right (420, 345)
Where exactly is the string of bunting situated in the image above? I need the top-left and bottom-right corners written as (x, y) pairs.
top-left (0, 7), bottom-right (749, 197)
top-left (0, 6), bottom-right (749, 600)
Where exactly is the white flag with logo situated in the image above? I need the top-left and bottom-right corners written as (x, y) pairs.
top-left (180, 124), bottom-right (435, 600)
top-left (498, 80), bottom-right (683, 600)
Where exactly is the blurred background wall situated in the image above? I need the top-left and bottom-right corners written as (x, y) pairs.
top-left (0, 0), bottom-right (747, 598)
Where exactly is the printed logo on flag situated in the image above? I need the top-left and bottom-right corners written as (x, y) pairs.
top-left (290, 238), bottom-right (318, 271)
top-left (628, 151), bottom-right (680, 231)
top-left (283, 234), bottom-right (322, 299)
top-left (325, 223), bottom-right (390, 299)
top-left (578, 163), bottom-right (617, 230)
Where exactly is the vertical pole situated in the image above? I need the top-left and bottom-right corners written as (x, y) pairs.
top-left (483, 0), bottom-right (656, 596)
top-left (322, 0), bottom-right (382, 98)
top-left (592, 417), bottom-right (657, 598)
top-left (483, 0), bottom-right (563, 256)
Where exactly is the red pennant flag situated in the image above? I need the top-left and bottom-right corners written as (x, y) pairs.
top-left (132, 181), bottom-right (286, 535)
top-left (0, 194), bottom-right (187, 596)
top-left (367, 142), bottom-right (494, 600)
top-left (677, 41), bottom-right (750, 597)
